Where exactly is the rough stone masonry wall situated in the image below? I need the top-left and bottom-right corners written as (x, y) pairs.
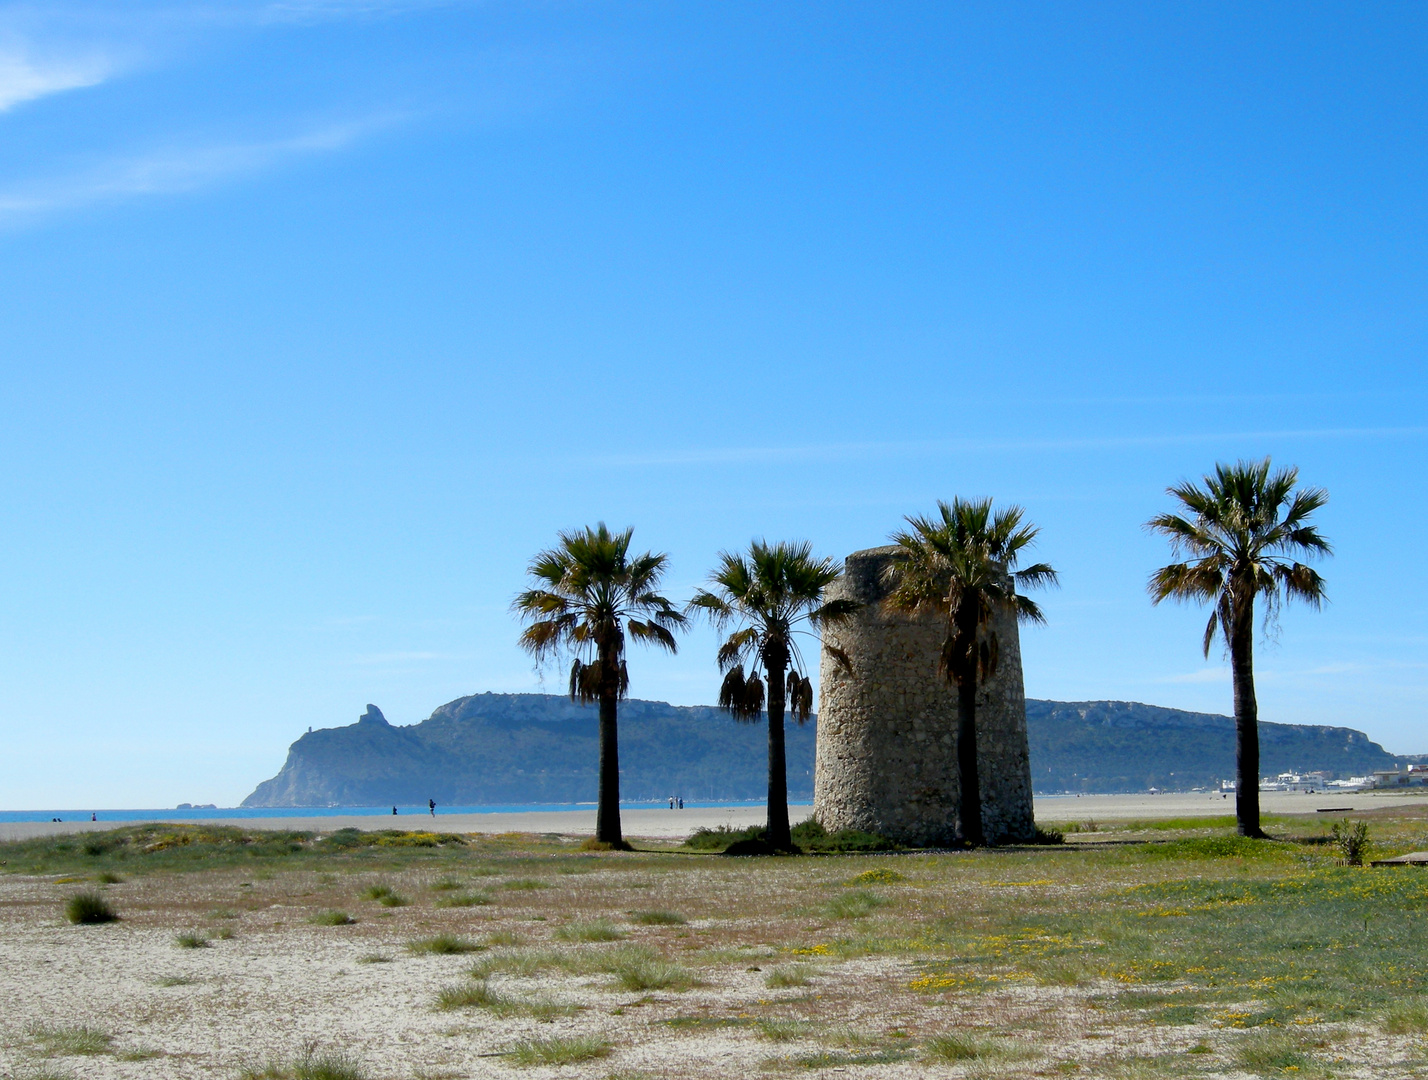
top-left (814, 545), bottom-right (1036, 846)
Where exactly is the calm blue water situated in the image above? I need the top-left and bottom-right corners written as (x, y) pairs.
top-left (0, 801), bottom-right (810, 823)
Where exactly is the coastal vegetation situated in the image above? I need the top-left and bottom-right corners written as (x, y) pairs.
top-left (513, 523), bottom-right (686, 849)
top-left (1148, 457), bottom-right (1331, 837)
top-left (884, 498), bottom-right (1058, 845)
top-left (688, 540), bottom-right (859, 850)
top-left (7, 811), bottom-right (1428, 1078)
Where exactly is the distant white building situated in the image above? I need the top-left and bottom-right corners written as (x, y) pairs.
top-left (1372, 765), bottom-right (1428, 789)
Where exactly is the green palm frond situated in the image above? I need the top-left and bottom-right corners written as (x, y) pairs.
top-left (690, 540), bottom-right (860, 721)
top-left (716, 627), bottom-right (760, 672)
top-left (1147, 458), bottom-right (1332, 646)
top-left (885, 497), bottom-right (1057, 689)
top-left (513, 523), bottom-right (684, 700)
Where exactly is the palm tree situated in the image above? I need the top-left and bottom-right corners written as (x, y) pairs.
top-left (513, 524), bottom-right (686, 848)
top-left (885, 499), bottom-right (1058, 846)
top-left (1147, 458), bottom-right (1330, 839)
top-left (688, 541), bottom-right (861, 851)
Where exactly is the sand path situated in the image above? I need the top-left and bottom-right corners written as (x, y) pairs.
top-left (6, 789), bottom-right (1426, 842)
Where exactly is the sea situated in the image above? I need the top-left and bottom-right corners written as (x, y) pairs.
top-left (0, 800), bottom-right (810, 823)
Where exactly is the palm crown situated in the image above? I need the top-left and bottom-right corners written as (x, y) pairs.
top-left (1147, 458), bottom-right (1331, 654)
top-left (688, 540), bottom-right (860, 722)
top-left (887, 498), bottom-right (1058, 674)
top-left (513, 523), bottom-right (686, 700)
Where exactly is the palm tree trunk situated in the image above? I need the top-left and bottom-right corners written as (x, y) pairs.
top-left (765, 651), bottom-right (792, 851)
top-left (595, 645), bottom-right (623, 848)
top-left (954, 597), bottom-right (984, 847)
top-left (1230, 592), bottom-right (1264, 839)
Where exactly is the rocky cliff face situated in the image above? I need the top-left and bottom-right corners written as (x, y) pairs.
top-left (242, 695), bottom-right (817, 807)
top-left (1027, 699), bottom-right (1400, 792)
top-left (242, 693), bottom-right (1407, 807)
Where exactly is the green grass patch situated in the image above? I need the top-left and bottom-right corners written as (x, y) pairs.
top-left (765, 963), bottom-right (818, 988)
top-left (555, 918), bottom-right (625, 942)
top-left (778, 1048), bottom-right (914, 1068)
top-left (240, 1048), bottom-right (368, 1080)
top-left (406, 933), bottom-right (483, 955)
top-left (1233, 1031), bottom-right (1316, 1076)
top-left (29, 1024), bottom-right (113, 1057)
top-left (1382, 997), bottom-right (1428, 1033)
top-left (501, 878), bottom-right (550, 891)
top-left (359, 883), bottom-right (409, 906)
top-left (505, 1036), bottom-right (611, 1067)
top-left (434, 891), bottom-right (491, 908)
top-left (824, 889), bottom-right (887, 919)
top-left (174, 931), bottom-right (210, 949)
top-left (632, 909), bottom-right (686, 925)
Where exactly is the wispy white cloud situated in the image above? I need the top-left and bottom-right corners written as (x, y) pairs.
top-left (0, 113), bottom-right (402, 221)
top-left (0, 47), bottom-right (113, 111)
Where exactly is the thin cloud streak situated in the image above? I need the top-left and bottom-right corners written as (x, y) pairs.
top-left (0, 113), bottom-right (403, 221)
top-left (0, 48), bottom-right (112, 110)
top-left (594, 426), bottom-right (1428, 469)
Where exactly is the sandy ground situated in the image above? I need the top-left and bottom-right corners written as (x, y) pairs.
top-left (0, 851), bottom-right (1297, 1080)
top-left (6, 790), bottom-right (1426, 843)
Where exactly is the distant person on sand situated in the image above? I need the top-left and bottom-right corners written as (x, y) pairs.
top-left (392, 806), bottom-right (398, 815)
top-left (91, 813), bottom-right (96, 821)
top-left (669, 797), bottom-right (674, 810)
top-left (428, 799), bottom-right (436, 817)
top-left (677, 797), bottom-right (684, 809)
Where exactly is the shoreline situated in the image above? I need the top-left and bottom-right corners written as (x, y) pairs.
top-left (5, 789), bottom-right (1427, 842)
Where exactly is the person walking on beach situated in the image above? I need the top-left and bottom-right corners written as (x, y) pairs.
top-left (392, 806), bottom-right (398, 815)
top-left (428, 799), bottom-right (436, 817)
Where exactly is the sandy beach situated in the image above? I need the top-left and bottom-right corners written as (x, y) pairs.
top-left (5, 789), bottom-right (1424, 843)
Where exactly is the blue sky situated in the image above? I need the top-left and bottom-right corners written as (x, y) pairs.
top-left (1, 1), bottom-right (1425, 808)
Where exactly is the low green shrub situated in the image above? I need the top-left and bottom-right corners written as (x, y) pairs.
top-left (792, 819), bottom-right (896, 853)
top-left (307, 910), bottom-right (355, 926)
top-left (1331, 820), bottom-right (1371, 866)
top-left (683, 820), bottom-right (896, 854)
top-left (65, 891), bottom-right (118, 925)
top-left (174, 931), bottom-right (210, 949)
top-left (846, 868), bottom-right (904, 885)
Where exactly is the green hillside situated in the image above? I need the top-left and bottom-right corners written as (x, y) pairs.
top-left (241, 693), bottom-right (1408, 807)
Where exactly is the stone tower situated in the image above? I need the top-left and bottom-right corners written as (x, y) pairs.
top-left (814, 545), bottom-right (1036, 846)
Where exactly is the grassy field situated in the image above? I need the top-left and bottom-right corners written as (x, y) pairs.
top-left (4, 809), bottom-right (1428, 1078)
